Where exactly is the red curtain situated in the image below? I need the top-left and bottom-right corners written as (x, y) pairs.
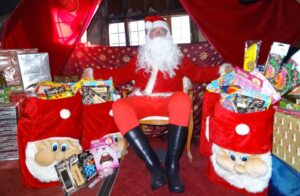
top-left (180, 0), bottom-right (300, 67)
top-left (1, 0), bottom-right (102, 77)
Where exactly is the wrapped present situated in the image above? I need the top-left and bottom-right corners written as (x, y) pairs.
top-left (0, 49), bottom-right (38, 87)
top-left (272, 112), bottom-right (300, 172)
top-left (17, 53), bottom-right (52, 90)
top-left (0, 103), bottom-right (19, 160)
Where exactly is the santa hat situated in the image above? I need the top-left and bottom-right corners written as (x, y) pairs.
top-left (23, 93), bottom-right (82, 142)
top-left (209, 102), bottom-right (275, 154)
top-left (145, 15), bottom-right (170, 32)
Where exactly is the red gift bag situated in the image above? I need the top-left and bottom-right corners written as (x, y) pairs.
top-left (81, 101), bottom-right (119, 150)
top-left (18, 93), bottom-right (83, 188)
top-left (199, 91), bottom-right (220, 156)
top-left (202, 93), bottom-right (275, 195)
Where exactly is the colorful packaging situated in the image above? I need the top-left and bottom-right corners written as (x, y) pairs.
top-left (90, 136), bottom-right (119, 178)
top-left (78, 151), bottom-right (98, 182)
top-left (243, 40), bottom-right (262, 72)
top-left (55, 155), bottom-right (86, 195)
top-left (274, 50), bottom-right (300, 95)
top-left (264, 42), bottom-right (290, 84)
top-left (206, 72), bottom-right (235, 93)
top-left (35, 81), bottom-right (73, 100)
top-left (251, 69), bottom-right (281, 104)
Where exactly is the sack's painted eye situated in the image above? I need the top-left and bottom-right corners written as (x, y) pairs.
top-left (61, 143), bottom-right (68, 152)
top-left (113, 135), bottom-right (118, 142)
top-left (240, 155), bottom-right (249, 162)
top-left (52, 143), bottom-right (58, 152)
top-left (229, 152), bottom-right (236, 161)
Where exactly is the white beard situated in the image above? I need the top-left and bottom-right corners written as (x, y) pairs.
top-left (211, 144), bottom-right (272, 193)
top-left (25, 142), bottom-right (59, 182)
top-left (137, 34), bottom-right (183, 78)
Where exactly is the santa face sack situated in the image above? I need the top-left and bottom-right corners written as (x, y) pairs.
top-left (207, 101), bottom-right (274, 194)
top-left (18, 93), bottom-right (83, 188)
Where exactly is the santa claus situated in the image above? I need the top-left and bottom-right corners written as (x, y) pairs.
top-left (82, 15), bottom-right (231, 193)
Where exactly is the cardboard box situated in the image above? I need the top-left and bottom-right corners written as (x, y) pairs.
top-left (272, 112), bottom-right (300, 172)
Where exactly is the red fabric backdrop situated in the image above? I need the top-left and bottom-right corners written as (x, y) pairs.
top-left (1, 0), bottom-right (101, 77)
top-left (180, 0), bottom-right (300, 67)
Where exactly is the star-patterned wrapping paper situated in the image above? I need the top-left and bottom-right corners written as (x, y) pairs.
top-left (272, 112), bottom-right (300, 172)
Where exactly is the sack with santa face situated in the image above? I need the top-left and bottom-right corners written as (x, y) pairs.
top-left (17, 93), bottom-right (83, 188)
top-left (203, 92), bottom-right (275, 195)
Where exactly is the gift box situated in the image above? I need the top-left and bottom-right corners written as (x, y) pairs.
top-left (17, 53), bottom-right (51, 90)
top-left (272, 112), bottom-right (300, 172)
top-left (0, 49), bottom-right (38, 87)
top-left (0, 103), bottom-right (19, 160)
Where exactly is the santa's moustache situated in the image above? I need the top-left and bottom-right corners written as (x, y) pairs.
top-left (137, 35), bottom-right (183, 78)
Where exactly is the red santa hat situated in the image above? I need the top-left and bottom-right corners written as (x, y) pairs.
top-left (209, 102), bottom-right (275, 154)
top-left (145, 15), bottom-right (170, 32)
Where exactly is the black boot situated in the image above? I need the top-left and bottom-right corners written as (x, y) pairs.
top-left (124, 126), bottom-right (166, 190)
top-left (166, 124), bottom-right (188, 193)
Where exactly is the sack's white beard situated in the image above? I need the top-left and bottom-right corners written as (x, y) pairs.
top-left (211, 144), bottom-right (272, 193)
top-left (137, 34), bottom-right (183, 78)
top-left (25, 142), bottom-right (59, 182)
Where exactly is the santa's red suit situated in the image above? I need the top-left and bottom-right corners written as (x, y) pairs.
top-left (93, 55), bottom-right (220, 134)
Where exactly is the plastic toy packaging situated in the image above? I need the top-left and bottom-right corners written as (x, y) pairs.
top-left (35, 81), bottom-right (73, 100)
top-left (55, 155), bottom-right (86, 196)
top-left (263, 42), bottom-right (290, 84)
top-left (274, 49), bottom-right (300, 95)
top-left (243, 40), bottom-right (262, 72)
top-left (90, 137), bottom-right (120, 178)
top-left (78, 151), bottom-right (98, 182)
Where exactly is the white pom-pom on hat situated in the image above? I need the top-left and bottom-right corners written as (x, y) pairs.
top-left (60, 109), bottom-right (71, 119)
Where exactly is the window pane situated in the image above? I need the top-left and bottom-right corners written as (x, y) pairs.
top-left (109, 34), bottom-right (119, 44)
top-left (118, 23), bottom-right (125, 32)
top-left (130, 21), bottom-right (137, 31)
top-left (171, 17), bottom-right (181, 27)
top-left (137, 21), bottom-right (145, 31)
top-left (109, 23), bottom-right (118, 33)
top-left (119, 33), bottom-right (126, 43)
top-left (129, 20), bottom-right (145, 46)
top-left (170, 15), bottom-right (191, 44)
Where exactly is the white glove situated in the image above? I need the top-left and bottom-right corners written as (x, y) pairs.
top-left (81, 68), bottom-right (94, 79)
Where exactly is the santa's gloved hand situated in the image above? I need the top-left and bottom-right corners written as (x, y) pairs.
top-left (81, 68), bottom-right (94, 79)
top-left (219, 63), bottom-right (234, 76)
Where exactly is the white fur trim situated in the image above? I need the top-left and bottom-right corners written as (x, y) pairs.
top-left (211, 144), bottom-right (272, 193)
top-left (205, 116), bottom-right (210, 141)
top-left (145, 20), bottom-right (170, 32)
top-left (109, 109), bottom-right (113, 117)
top-left (182, 76), bottom-right (191, 93)
top-left (152, 21), bottom-right (169, 31)
top-left (25, 142), bottom-right (59, 182)
top-left (145, 21), bottom-right (153, 30)
top-left (144, 67), bottom-right (158, 95)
